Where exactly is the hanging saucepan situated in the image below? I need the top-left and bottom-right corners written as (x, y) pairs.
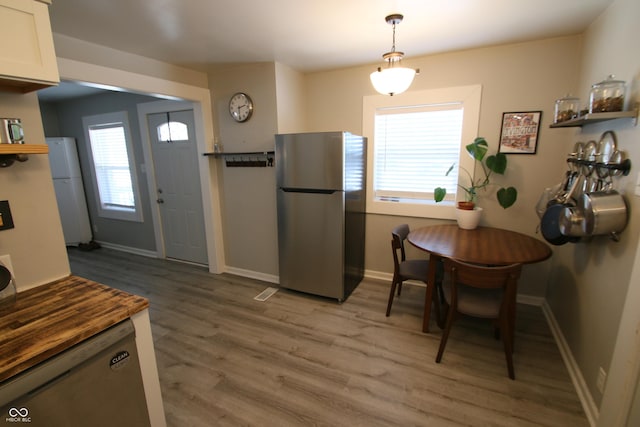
top-left (541, 174), bottom-right (582, 245)
top-left (580, 190), bottom-right (628, 241)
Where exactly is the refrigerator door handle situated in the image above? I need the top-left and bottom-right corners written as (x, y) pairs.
top-left (280, 188), bottom-right (336, 195)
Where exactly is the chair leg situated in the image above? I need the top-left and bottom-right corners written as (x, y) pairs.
top-left (437, 280), bottom-right (445, 305)
top-left (436, 305), bottom-right (456, 363)
top-left (386, 278), bottom-right (399, 317)
top-left (397, 282), bottom-right (403, 296)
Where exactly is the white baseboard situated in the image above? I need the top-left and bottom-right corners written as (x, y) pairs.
top-left (224, 266), bottom-right (279, 284)
top-left (94, 241), bottom-right (159, 259)
top-left (364, 269), bottom-right (392, 282)
top-left (516, 294), bottom-right (545, 306)
top-left (541, 301), bottom-right (598, 427)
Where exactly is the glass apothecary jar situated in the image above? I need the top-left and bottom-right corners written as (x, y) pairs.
top-left (590, 75), bottom-right (626, 113)
top-left (554, 95), bottom-right (580, 123)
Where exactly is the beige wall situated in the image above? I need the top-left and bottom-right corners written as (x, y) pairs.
top-left (275, 62), bottom-right (307, 134)
top-left (547, 0), bottom-right (640, 420)
top-left (0, 91), bottom-right (70, 290)
top-left (207, 63), bottom-right (279, 279)
top-left (305, 36), bottom-right (583, 297)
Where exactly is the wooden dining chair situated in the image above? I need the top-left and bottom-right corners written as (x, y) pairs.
top-left (386, 224), bottom-right (441, 320)
top-left (436, 258), bottom-right (522, 380)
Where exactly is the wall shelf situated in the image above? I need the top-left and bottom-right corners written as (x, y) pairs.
top-left (204, 151), bottom-right (274, 167)
top-left (550, 108), bottom-right (638, 128)
top-left (0, 144), bottom-right (49, 168)
top-left (0, 144), bottom-right (49, 155)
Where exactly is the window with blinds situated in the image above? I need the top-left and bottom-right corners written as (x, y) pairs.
top-left (374, 105), bottom-right (463, 203)
top-left (88, 124), bottom-right (135, 210)
top-left (363, 85), bottom-right (482, 219)
top-left (83, 111), bottom-right (143, 222)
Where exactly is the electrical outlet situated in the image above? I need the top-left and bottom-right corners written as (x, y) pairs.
top-left (635, 172), bottom-right (640, 196)
top-left (597, 367), bottom-right (607, 393)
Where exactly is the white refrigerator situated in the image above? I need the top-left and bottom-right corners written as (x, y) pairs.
top-left (46, 137), bottom-right (92, 246)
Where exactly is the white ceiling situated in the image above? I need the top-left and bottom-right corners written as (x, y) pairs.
top-left (49, 0), bottom-right (612, 73)
top-left (41, 0), bottom-right (612, 102)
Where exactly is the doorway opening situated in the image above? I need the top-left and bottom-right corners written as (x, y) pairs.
top-left (38, 76), bottom-right (221, 271)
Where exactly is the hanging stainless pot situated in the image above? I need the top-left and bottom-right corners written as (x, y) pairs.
top-left (580, 190), bottom-right (628, 240)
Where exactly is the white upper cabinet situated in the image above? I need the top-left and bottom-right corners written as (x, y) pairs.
top-left (0, 0), bottom-right (59, 92)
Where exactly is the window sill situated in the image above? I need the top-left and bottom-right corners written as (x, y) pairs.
top-left (367, 198), bottom-right (456, 219)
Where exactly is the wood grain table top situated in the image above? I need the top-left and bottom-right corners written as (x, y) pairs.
top-left (0, 275), bottom-right (149, 383)
top-left (408, 224), bottom-right (552, 265)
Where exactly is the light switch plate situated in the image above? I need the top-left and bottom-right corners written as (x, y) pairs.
top-left (635, 172), bottom-right (640, 196)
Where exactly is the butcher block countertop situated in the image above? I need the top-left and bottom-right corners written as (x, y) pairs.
top-left (0, 275), bottom-right (149, 383)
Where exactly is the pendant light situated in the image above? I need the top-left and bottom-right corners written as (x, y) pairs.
top-left (370, 14), bottom-right (419, 96)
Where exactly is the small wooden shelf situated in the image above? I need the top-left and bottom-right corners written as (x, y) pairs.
top-left (0, 144), bottom-right (49, 154)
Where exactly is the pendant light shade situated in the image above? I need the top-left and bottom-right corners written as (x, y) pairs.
top-left (370, 14), bottom-right (418, 96)
top-left (370, 66), bottom-right (416, 96)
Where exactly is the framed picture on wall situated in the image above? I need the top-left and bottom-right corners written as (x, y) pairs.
top-left (498, 111), bottom-right (542, 154)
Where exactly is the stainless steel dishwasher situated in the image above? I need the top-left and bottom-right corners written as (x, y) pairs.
top-left (0, 319), bottom-right (151, 427)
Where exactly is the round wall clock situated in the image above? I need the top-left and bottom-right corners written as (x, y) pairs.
top-left (228, 92), bottom-right (254, 122)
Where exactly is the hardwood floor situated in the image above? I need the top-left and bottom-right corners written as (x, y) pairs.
top-left (68, 248), bottom-right (588, 427)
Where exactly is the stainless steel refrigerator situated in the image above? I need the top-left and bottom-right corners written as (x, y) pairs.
top-left (276, 132), bottom-right (366, 301)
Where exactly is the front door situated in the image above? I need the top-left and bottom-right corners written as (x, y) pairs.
top-left (147, 110), bottom-right (208, 265)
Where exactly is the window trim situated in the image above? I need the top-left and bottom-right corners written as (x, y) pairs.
top-left (82, 111), bottom-right (144, 222)
top-left (363, 85), bottom-right (482, 219)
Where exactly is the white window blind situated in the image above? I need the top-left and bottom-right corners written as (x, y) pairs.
top-left (88, 123), bottom-right (136, 211)
top-left (374, 105), bottom-right (463, 203)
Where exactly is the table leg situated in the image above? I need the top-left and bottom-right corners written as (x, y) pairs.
top-left (508, 283), bottom-right (517, 351)
top-left (422, 255), bottom-right (441, 333)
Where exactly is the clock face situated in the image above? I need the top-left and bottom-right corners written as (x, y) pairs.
top-left (229, 92), bottom-right (253, 122)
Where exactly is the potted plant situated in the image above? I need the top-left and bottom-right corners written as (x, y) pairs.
top-left (434, 137), bottom-right (517, 228)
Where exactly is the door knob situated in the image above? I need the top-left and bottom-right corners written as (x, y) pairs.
top-left (157, 198), bottom-right (164, 204)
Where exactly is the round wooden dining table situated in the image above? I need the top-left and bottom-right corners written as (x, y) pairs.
top-left (407, 224), bottom-right (552, 333)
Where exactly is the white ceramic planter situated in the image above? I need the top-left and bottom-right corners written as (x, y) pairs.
top-left (455, 207), bottom-right (483, 230)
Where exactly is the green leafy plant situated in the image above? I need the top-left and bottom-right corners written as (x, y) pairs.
top-left (434, 137), bottom-right (517, 209)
